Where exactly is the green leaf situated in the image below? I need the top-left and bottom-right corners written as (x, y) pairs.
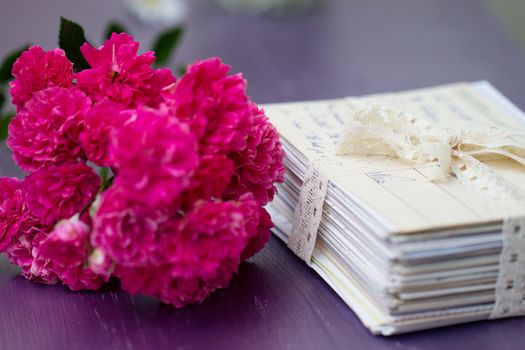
top-left (0, 45), bottom-right (29, 82)
top-left (152, 26), bottom-right (184, 67)
top-left (176, 65), bottom-right (187, 77)
top-left (0, 91), bottom-right (5, 113)
top-left (0, 112), bottom-right (14, 141)
top-left (104, 21), bottom-right (128, 40)
top-left (59, 17), bottom-right (90, 72)
top-left (99, 166), bottom-right (109, 183)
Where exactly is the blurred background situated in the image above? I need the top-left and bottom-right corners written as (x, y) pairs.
top-left (489, 0), bottom-right (525, 54)
top-left (0, 0), bottom-right (524, 101)
top-left (1, 0), bottom-right (525, 177)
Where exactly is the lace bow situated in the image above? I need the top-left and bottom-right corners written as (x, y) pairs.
top-left (336, 105), bottom-right (525, 179)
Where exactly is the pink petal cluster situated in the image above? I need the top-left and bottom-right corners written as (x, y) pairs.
top-left (0, 177), bottom-right (26, 251)
top-left (80, 101), bottom-right (125, 166)
top-left (8, 87), bottom-right (90, 171)
top-left (166, 195), bottom-right (259, 285)
top-left (10, 47), bottom-right (73, 109)
top-left (91, 187), bottom-right (169, 266)
top-left (24, 163), bottom-right (101, 225)
top-left (113, 194), bottom-right (262, 307)
top-left (181, 154), bottom-right (234, 204)
top-left (76, 33), bottom-right (175, 108)
top-left (36, 218), bottom-right (105, 290)
top-left (241, 206), bottom-right (274, 261)
top-left (110, 108), bottom-right (198, 207)
top-left (0, 178), bottom-right (58, 283)
top-left (8, 231), bottom-right (60, 284)
top-left (226, 106), bottom-right (286, 205)
top-left (172, 58), bottom-right (252, 154)
top-left (2, 36), bottom-right (285, 307)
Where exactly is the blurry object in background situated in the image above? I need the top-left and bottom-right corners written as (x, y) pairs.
top-left (488, 0), bottom-right (525, 55)
top-left (124, 0), bottom-right (187, 26)
top-left (213, 0), bottom-right (323, 16)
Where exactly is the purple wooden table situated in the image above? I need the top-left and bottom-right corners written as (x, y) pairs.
top-left (1, 0), bottom-right (525, 349)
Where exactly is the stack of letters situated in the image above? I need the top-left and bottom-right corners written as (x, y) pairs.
top-left (265, 81), bottom-right (525, 335)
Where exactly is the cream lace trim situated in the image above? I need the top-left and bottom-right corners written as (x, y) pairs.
top-left (288, 162), bottom-right (328, 264)
top-left (490, 216), bottom-right (525, 319)
top-left (336, 106), bottom-right (525, 214)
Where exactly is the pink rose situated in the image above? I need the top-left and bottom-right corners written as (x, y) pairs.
top-left (91, 187), bottom-right (169, 267)
top-left (227, 106), bottom-right (285, 205)
top-left (76, 33), bottom-right (176, 108)
top-left (0, 177), bottom-right (25, 251)
top-left (6, 230), bottom-right (59, 284)
top-left (7, 87), bottom-right (91, 171)
top-left (80, 100), bottom-right (127, 166)
top-left (10, 47), bottom-right (73, 109)
top-left (0, 177), bottom-right (44, 252)
top-left (171, 57), bottom-right (252, 154)
top-left (24, 163), bottom-right (101, 225)
top-left (180, 154), bottom-right (234, 208)
top-left (241, 207), bottom-right (273, 261)
top-left (110, 108), bottom-right (198, 208)
top-left (36, 218), bottom-right (105, 290)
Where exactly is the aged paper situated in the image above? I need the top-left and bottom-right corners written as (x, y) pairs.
top-left (264, 82), bottom-right (525, 234)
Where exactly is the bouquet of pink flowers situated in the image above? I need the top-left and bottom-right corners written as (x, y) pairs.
top-left (0, 23), bottom-right (284, 306)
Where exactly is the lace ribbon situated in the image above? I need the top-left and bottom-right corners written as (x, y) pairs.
top-left (288, 161), bottom-right (328, 264)
top-left (336, 106), bottom-right (525, 214)
top-left (490, 216), bottom-right (525, 319)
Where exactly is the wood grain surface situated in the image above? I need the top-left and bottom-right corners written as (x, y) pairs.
top-left (1, 0), bottom-right (525, 349)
